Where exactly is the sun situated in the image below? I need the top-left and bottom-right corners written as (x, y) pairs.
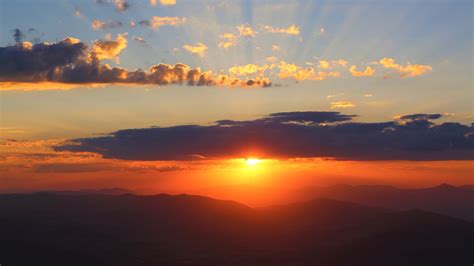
top-left (245, 158), bottom-right (261, 166)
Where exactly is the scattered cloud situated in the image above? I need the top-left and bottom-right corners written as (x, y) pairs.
top-left (349, 65), bottom-right (375, 77)
top-left (55, 111), bottom-right (474, 161)
top-left (326, 93), bottom-right (344, 99)
top-left (228, 64), bottom-right (268, 78)
top-left (261, 24), bottom-right (300, 35)
top-left (74, 7), bottom-right (83, 18)
top-left (114, 0), bottom-right (130, 12)
top-left (271, 44), bottom-right (280, 51)
top-left (378, 57), bottom-right (432, 78)
top-left (0, 37), bottom-right (271, 89)
top-left (92, 33), bottom-right (128, 63)
top-left (133, 36), bottom-right (146, 45)
top-left (139, 16), bottom-right (186, 30)
top-left (331, 101), bottom-right (356, 109)
top-left (160, 0), bottom-right (176, 5)
top-left (218, 33), bottom-right (238, 49)
top-left (237, 24), bottom-right (257, 37)
top-left (91, 19), bottom-right (123, 30)
top-left (182, 42), bottom-right (208, 57)
top-left (278, 61), bottom-right (340, 81)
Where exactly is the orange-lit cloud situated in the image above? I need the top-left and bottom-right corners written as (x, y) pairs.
top-left (330, 101), bottom-right (356, 109)
top-left (379, 57), bottom-right (432, 78)
top-left (237, 24), bottom-right (257, 37)
top-left (114, 0), bottom-right (129, 12)
top-left (160, 0), bottom-right (176, 5)
top-left (261, 24), bottom-right (300, 35)
top-left (277, 61), bottom-right (340, 81)
top-left (0, 38), bottom-right (271, 89)
top-left (229, 64), bottom-right (268, 77)
top-left (92, 33), bottom-right (128, 62)
top-left (182, 42), bottom-right (208, 57)
top-left (271, 45), bottom-right (280, 51)
top-left (218, 33), bottom-right (238, 49)
top-left (349, 65), bottom-right (375, 77)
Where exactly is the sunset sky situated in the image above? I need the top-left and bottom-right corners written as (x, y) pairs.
top-left (0, 0), bottom-right (472, 204)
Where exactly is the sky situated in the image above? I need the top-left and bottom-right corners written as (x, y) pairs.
top-left (0, 0), bottom-right (473, 203)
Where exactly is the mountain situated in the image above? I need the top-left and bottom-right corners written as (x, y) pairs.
top-left (0, 193), bottom-right (472, 266)
top-left (36, 187), bottom-right (134, 195)
top-left (296, 183), bottom-right (474, 221)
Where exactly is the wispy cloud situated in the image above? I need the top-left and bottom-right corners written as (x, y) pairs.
top-left (261, 24), bottom-right (300, 35)
top-left (139, 16), bottom-right (186, 30)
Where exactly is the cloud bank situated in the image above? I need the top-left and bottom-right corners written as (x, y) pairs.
top-left (0, 37), bottom-right (271, 89)
top-left (55, 112), bottom-right (474, 161)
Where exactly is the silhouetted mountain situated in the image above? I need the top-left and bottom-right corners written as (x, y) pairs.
top-left (0, 193), bottom-right (472, 266)
top-left (36, 187), bottom-right (134, 195)
top-left (296, 183), bottom-right (474, 221)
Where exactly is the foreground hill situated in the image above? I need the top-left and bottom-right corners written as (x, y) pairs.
top-left (296, 183), bottom-right (474, 221)
top-left (0, 193), bottom-right (472, 266)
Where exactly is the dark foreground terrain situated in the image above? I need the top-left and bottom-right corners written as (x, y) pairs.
top-left (0, 192), bottom-right (473, 266)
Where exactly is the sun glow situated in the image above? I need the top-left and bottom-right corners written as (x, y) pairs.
top-left (245, 158), bottom-right (261, 166)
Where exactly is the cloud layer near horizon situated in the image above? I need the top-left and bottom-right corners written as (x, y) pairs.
top-left (55, 111), bottom-right (474, 161)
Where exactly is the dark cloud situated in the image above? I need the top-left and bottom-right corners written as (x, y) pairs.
top-left (0, 37), bottom-right (271, 88)
top-left (55, 112), bottom-right (474, 161)
top-left (13, 29), bottom-right (24, 43)
top-left (399, 113), bottom-right (443, 121)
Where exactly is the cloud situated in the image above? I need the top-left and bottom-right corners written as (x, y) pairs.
top-left (237, 24), bottom-right (257, 37)
top-left (160, 0), bottom-right (176, 5)
top-left (55, 111), bottom-right (474, 161)
top-left (326, 93), bottom-right (344, 99)
top-left (92, 33), bottom-right (128, 62)
top-left (271, 45), bottom-right (280, 51)
top-left (139, 16), bottom-right (186, 29)
top-left (133, 36), bottom-right (146, 44)
top-left (182, 42), bottom-right (208, 57)
top-left (114, 0), bottom-right (130, 12)
top-left (261, 24), bottom-right (300, 35)
top-left (349, 65), bottom-right (375, 77)
top-left (74, 7), bottom-right (83, 18)
top-left (228, 64), bottom-right (268, 77)
top-left (0, 37), bottom-right (271, 89)
top-left (218, 25), bottom-right (257, 49)
top-left (218, 33), bottom-right (238, 49)
top-left (91, 20), bottom-right (123, 30)
top-left (397, 113), bottom-right (443, 121)
top-left (379, 57), bottom-right (432, 78)
top-left (277, 61), bottom-right (340, 81)
top-left (13, 29), bottom-right (24, 43)
top-left (330, 101), bottom-right (356, 109)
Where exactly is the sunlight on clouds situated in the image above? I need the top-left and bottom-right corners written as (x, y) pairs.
top-left (330, 101), bottom-right (356, 109)
top-left (160, 0), bottom-right (176, 6)
top-left (218, 33), bottom-right (238, 49)
top-left (261, 24), bottom-right (300, 35)
top-left (349, 65), bottom-right (376, 77)
top-left (237, 24), bottom-right (258, 37)
top-left (92, 33), bottom-right (128, 63)
top-left (182, 42), bottom-right (208, 57)
top-left (379, 57), bottom-right (432, 78)
top-left (146, 16), bottom-right (186, 29)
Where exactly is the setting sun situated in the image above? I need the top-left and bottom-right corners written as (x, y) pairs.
top-left (245, 158), bottom-right (261, 166)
